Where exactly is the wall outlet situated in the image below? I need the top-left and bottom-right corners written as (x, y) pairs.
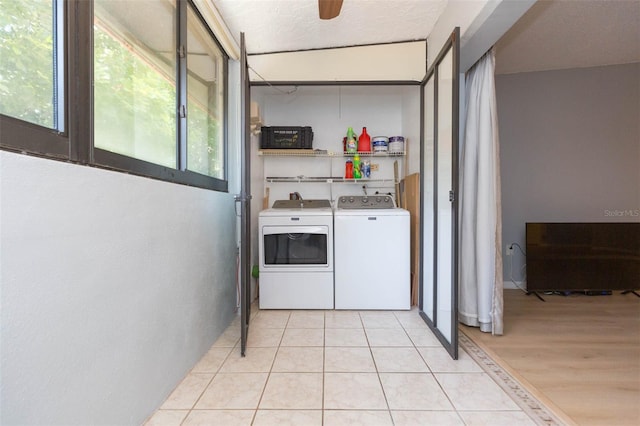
top-left (506, 245), bottom-right (514, 256)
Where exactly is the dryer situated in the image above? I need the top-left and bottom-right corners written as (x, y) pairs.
top-left (258, 199), bottom-right (334, 309)
top-left (333, 195), bottom-right (410, 310)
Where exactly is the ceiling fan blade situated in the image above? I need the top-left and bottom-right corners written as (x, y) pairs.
top-left (319, 0), bottom-right (343, 20)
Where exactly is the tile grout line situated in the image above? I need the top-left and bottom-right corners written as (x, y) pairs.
top-left (178, 323), bottom-right (238, 425)
top-left (398, 311), bottom-right (466, 425)
top-left (364, 312), bottom-right (395, 423)
top-left (153, 308), bottom-right (548, 425)
top-left (251, 310), bottom-right (290, 424)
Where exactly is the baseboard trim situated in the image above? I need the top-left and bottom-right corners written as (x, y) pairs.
top-left (504, 280), bottom-right (523, 290)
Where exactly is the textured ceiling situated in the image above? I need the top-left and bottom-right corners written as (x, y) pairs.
top-left (495, 0), bottom-right (640, 74)
top-left (211, 0), bottom-right (448, 54)
top-left (211, 0), bottom-right (640, 73)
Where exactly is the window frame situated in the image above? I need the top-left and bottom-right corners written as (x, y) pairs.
top-left (0, 0), bottom-right (69, 159)
top-left (0, 0), bottom-right (229, 193)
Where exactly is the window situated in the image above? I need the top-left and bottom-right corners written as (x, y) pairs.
top-left (94, 0), bottom-right (177, 168)
top-left (186, 4), bottom-right (225, 179)
top-left (0, 0), bottom-right (228, 192)
top-left (0, 0), bottom-right (68, 158)
top-left (0, 0), bottom-right (63, 130)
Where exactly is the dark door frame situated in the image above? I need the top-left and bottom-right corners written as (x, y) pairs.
top-left (418, 27), bottom-right (460, 360)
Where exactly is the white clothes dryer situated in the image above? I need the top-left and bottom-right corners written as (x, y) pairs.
top-left (258, 199), bottom-right (334, 309)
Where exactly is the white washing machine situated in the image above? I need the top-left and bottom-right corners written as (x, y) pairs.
top-left (334, 195), bottom-right (410, 310)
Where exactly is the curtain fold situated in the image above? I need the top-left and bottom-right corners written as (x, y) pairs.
top-left (459, 49), bottom-right (503, 335)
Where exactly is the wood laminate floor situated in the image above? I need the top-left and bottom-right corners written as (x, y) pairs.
top-left (462, 289), bottom-right (640, 426)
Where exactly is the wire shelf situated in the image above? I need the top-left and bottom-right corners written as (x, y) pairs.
top-left (265, 176), bottom-right (398, 184)
top-left (258, 149), bottom-right (405, 157)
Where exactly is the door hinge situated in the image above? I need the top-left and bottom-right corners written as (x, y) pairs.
top-left (234, 194), bottom-right (252, 202)
top-left (178, 45), bottom-right (186, 58)
top-left (179, 105), bottom-right (186, 118)
top-left (449, 191), bottom-right (455, 202)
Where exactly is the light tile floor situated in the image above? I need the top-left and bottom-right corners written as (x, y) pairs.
top-left (145, 308), bottom-right (536, 426)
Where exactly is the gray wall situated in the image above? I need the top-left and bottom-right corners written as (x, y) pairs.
top-left (0, 63), bottom-right (242, 426)
top-left (497, 63), bottom-right (640, 285)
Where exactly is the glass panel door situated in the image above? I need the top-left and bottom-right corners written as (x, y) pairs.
top-left (421, 75), bottom-right (435, 321)
top-left (436, 47), bottom-right (455, 344)
top-left (239, 33), bottom-right (251, 356)
top-left (419, 28), bottom-right (460, 359)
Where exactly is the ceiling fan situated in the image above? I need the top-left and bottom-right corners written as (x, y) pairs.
top-left (318, 0), bottom-right (344, 20)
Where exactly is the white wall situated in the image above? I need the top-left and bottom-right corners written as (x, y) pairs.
top-left (0, 152), bottom-right (239, 425)
top-left (402, 86), bottom-right (422, 175)
top-left (0, 63), bottom-right (242, 426)
top-left (428, 0), bottom-right (488, 66)
top-left (248, 41), bottom-right (427, 82)
top-left (427, 0), bottom-right (534, 72)
top-left (497, 63), bottom-right (640, 286)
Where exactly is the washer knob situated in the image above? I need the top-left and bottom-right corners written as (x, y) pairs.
top-left (349, 197), bottom-right (354, 203)
top-left (362, 196), bottom-right (368, 204)
top-left (376, 197), bottom-right (381, 203)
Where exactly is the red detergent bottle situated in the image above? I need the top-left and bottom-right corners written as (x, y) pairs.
top-left (358, 127), bottom-right (371, 152)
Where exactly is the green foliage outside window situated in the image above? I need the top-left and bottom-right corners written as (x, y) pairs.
top-left (1, 0), bottom-right (225, 183)
top-left (0, 0), bottom-right (55, 128)
top-left (188, 89), bottom-right (222, 178)
top-left (93, 25), bottom-right (177, 168)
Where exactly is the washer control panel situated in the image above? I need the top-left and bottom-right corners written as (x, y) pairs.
top-left (337, 195), bottom-right (396, 209)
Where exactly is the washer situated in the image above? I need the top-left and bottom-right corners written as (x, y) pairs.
top-left (334, 195), bottom-right (410, 310)
top-left (258, 199), bottom-right (334, 309)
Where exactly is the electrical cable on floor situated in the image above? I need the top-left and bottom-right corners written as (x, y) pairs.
top-left (508, 243), bottom-right (528, 293)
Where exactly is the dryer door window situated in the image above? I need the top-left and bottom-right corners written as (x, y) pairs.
top-left (263, 226), bottom-right (328, 266)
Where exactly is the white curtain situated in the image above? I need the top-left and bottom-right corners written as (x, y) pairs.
top-left (459, 48), bottom-right (503, 335)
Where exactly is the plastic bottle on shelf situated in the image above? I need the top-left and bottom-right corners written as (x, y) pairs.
top-left (362, 159), bottom-right (371, 178)
top-left (345, 160), bottom-right (354, 179)
top-left (346, 127), bottom-right (357, 153)
top-left (353, 154), bottom-right (362, 179)
top-left (358, 127), bottom-right (371, 152)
